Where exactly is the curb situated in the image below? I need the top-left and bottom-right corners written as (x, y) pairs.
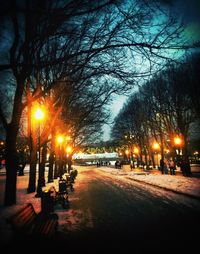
top-left (126, 176), bottom-right (200, 201)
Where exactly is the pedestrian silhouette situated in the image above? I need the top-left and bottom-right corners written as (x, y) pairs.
top-left (169, 158), bottom-right (176, 175)
top-left (180, 156), bottom-right (192, 177)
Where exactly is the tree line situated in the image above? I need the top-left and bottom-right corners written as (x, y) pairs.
top-left (111, 52), bottom-right (200, 166)
top-left (0, 0), bottom-right (199, 205)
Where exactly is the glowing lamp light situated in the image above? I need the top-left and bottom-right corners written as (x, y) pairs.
top-left (174, 137), bottom-right (182, 146)
top-left (153, 142), bottom-right (160, 150)
top-left (133, 147), bottom-right (139, 154)
top-left (66, 146), bottom-right (72, 153)
top-left (125, 149), bottom-right (129, 155)
top-left (57, 135), bottom-right (64, 144)
top-left (34, 108), bottom-right (44, 120)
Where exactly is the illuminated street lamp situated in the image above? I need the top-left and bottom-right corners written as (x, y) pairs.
top-left (56, 135), bottom-right (64, 178)
top-left (57, 135), bottom-right (64, 144)
top-left (66, 146), bottom-right (72, 172)
top-left (153, 142), bottom-right (159, 151)
top-left (133, 147), bottom-right (139, 168)
top-left (152, 142), bottom-right (160, 168)
top-left (125, 149), bottom-right (130, 161)
top-left (174, 137), bottom-right (182, 146)
top-left (173, 136), bottom-right (183, 156)
top-left (133, 147), bottom-right (139, 154)
top-left (33, 107), bottom-right (45, 198)
top-left (66, 146), bottom-right (72, 154)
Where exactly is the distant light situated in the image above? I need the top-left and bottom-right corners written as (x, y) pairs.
top-left (153, 142), bottom-right (160, 150)
top-left (125, 149), bottom-right (129, 154)
top-left (66, 147), bottom-right (72, 153)
top-left (174, 137), bottom-right (182, 146)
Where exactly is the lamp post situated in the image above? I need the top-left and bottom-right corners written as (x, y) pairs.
top-left (173, 136), bottom-right (183, 166)
top-left (66, 146), bottom-right (72, 172)
top-left (125, 149), bottom-right (130, 163)
top-left (56, 135), bottom-right (64, 178)
top-left (153, 142), bottom-right (160, 168)
top-left (133, 147), bottom-right (139, 168)
top-left (34, 107), bottom-right (45, 198)
top-left (174, 136), bottom-right (182, 155)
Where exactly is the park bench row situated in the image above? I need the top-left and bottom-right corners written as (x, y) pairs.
top-left (7, 168), bottom-right (78, 242)
top-left (7, 203), bottom-right (58, 242)
top-left (43, 169), bottom-right (78, 210)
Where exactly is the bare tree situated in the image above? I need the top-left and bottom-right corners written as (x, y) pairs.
top-left (0, 0), bottom-right (198, 205)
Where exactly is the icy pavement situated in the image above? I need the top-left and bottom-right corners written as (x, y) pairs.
top-left (0, 164), bottom-right (200, 246)
top-left (98, 165), bottom-right (200, 200)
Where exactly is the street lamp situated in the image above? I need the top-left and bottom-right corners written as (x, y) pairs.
top-left (125, 149), bottom-right (130, 162)
top-left (56, 135), bottom-right (64, 178)
top-left (173, 136), bottom-right (183, 156)
top-left (153, 142), bottom-right (160, 168)
top-left (66, 146), bottom-right (72, 172)
top-left (33, 107), bottom-right (45, 198)
top-left (133, 147), bottom-right (139, 168)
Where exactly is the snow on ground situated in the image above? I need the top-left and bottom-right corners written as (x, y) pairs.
top-left (98, 165), bottom-right (200, 199)
top-left (0, 164), bottom-right (200, 244)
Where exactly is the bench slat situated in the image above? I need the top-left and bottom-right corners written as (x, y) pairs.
top-left (7, 203), bottom-right (58, 239)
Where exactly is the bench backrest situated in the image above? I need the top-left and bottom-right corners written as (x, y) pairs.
top-left (7, 203), bottom-right (37, 232)
top-left (59, 180), bottom-right (67, 193)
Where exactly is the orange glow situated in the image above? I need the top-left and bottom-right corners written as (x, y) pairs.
top-left (33, 108), bottom-right (44, 121)
top-left (174, 137), bottom-right (182, 146)
top-left (153, 142), bottom-right (160, 150)
top-left (133, 147), bottom-right (139, 154)
top-left (125, 149), bottom-right (129, 155)
top-left (66, 146), bottom-right (72, 153)
top-left (66, 136), bottom-right (71, 141)
top-left (57, 135), bottom-right (64, 144)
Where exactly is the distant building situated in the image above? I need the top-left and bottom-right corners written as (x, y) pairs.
top-left (73, 152), bottom-right (121, 165)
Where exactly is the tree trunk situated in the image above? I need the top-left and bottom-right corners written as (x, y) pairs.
top-left (4, 126), bottom-right (18, 206)
top-left (27, 143), bottom-right (37, 193)
top-left (4, 77), bottom-right (24, 206)
top-left (48, 151), bottom-right (54, 182)
top-left (54, 160), bottom-right (58, 179)
top-left (27, 97), bottom-right (37, 193)
top-left (40, 143), bottom-right (47, 187)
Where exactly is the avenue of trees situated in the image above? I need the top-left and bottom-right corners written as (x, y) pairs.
top-left (0, 0), bottom-right (199, 205)
top-left (111, 52), bottom-right (200, 167)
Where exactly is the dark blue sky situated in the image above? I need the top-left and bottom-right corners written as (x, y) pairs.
top-left (102, 0), bottom-right (200, 141)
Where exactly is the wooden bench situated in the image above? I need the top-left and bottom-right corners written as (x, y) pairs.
top-left (49, 181), bottom-right (69, 209)
top-left (7, 203), bottom-right (58, 240)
